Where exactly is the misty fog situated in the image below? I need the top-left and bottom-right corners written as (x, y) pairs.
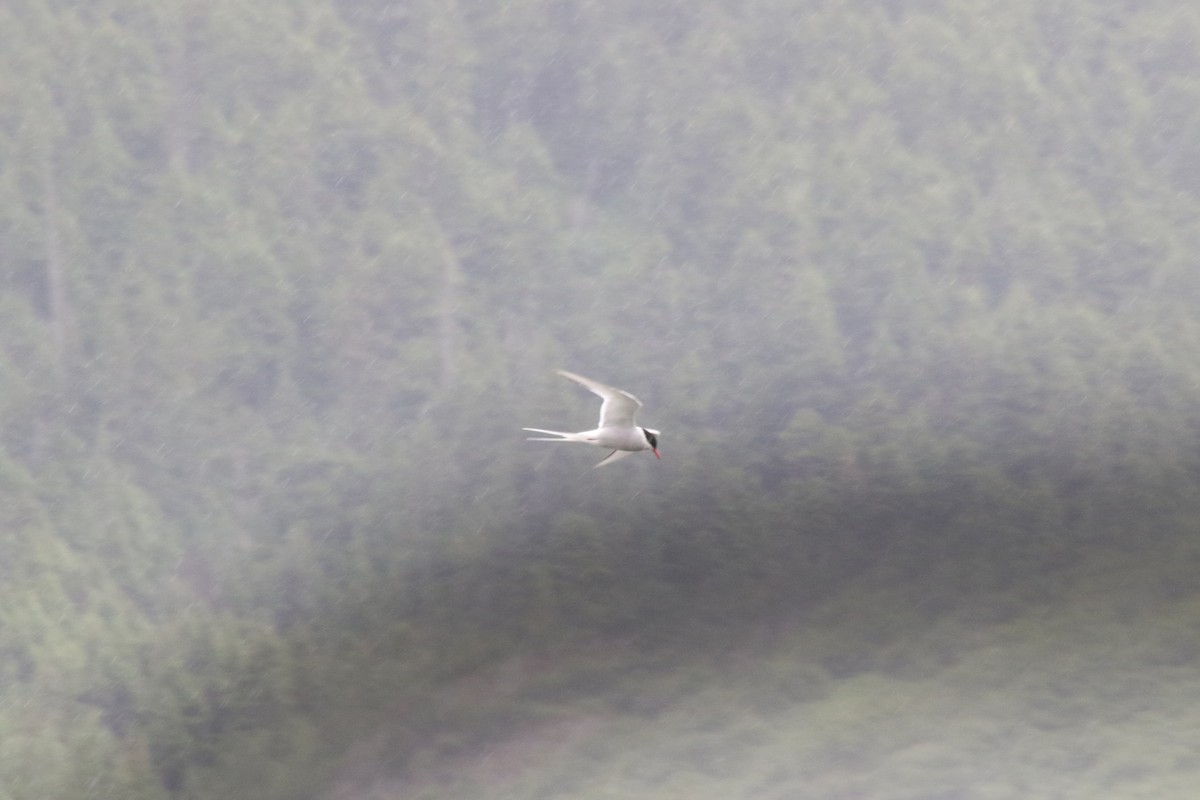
top-left (3, 2), bottom-right (1200, 799)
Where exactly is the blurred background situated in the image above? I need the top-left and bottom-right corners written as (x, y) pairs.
top-left (3, 1), bottom-right (1200, 798)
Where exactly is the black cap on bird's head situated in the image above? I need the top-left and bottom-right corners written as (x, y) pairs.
top-left (642, 427), bottom-right (661, 459)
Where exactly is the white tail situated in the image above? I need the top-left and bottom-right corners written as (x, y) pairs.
top-left (522, 428), bottom-right (585, 442)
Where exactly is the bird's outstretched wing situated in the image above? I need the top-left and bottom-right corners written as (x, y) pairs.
top-left (595, 449), bottom-right (635, 468)
top-left (556, 369), bottom-right (642, 429)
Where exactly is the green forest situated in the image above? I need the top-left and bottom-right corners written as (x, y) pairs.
top-left (3, 0), bottom-right (1200, 797)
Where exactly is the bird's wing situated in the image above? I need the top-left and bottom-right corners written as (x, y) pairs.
top-left (556, 369), bottom-right (642, 429)
top-left (595, 449), bottom-right (636, 468)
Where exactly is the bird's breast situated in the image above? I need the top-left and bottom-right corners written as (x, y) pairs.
top-left (592, 427), bottom-right (650, 451)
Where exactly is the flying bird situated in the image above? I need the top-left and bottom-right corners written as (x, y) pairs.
top-left (524, 369), bottom-right (662, 467)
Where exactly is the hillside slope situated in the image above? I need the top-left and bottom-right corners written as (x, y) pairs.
top-left (1, 2), bottom-right (1199, 798)
top-left (334, 537), bottom-right (1200, 799)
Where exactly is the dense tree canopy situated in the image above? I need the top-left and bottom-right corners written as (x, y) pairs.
top-left (3, 1), bottom-right (1200, 798)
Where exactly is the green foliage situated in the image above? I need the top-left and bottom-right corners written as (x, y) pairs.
top-left (3, 0), bottom-right (1200, 798)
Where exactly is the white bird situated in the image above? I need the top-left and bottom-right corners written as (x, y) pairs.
top-left (524, 369), bottom-right (661, 467)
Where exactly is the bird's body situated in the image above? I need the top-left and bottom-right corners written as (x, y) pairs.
top-left (524, 370), bottom-right (661, 467)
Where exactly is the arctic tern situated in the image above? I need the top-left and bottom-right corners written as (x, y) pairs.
top-left (524, 369), bottom-right (662, 467)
